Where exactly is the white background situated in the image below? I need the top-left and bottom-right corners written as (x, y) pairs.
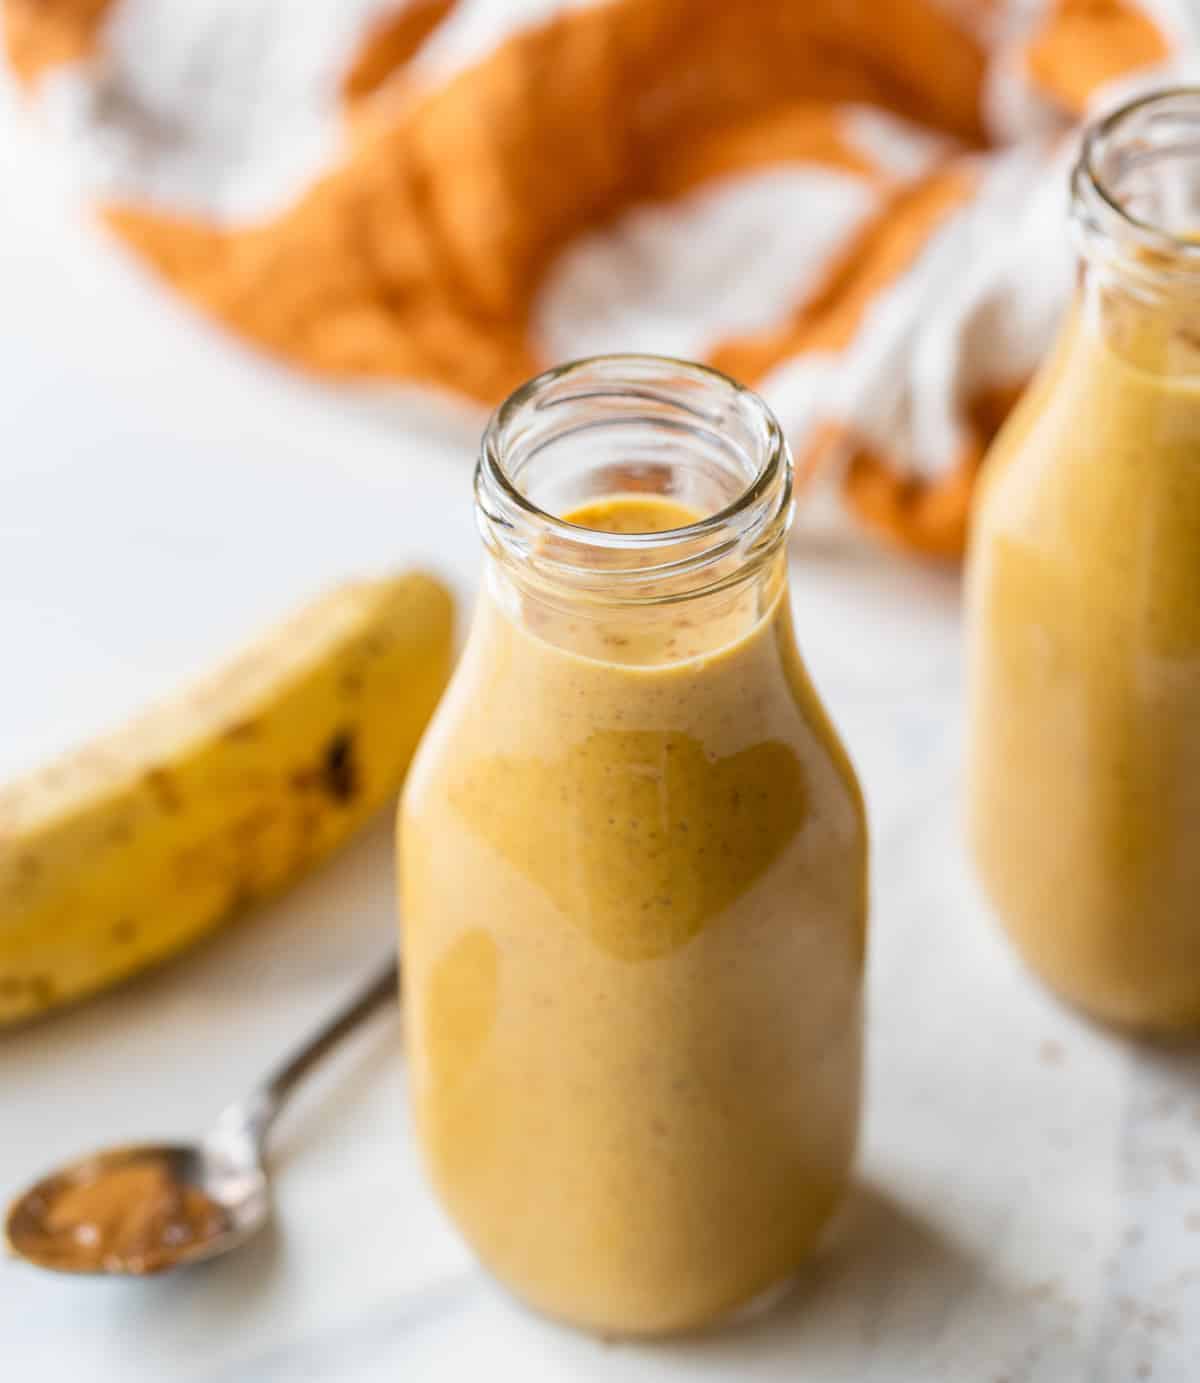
top-left (3, 78), bottom-right (1199, 1383)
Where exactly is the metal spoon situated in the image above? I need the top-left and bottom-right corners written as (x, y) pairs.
top-left (5, 958), bottom-right (399, 1276)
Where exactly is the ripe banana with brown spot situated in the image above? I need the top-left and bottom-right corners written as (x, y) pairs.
top-left (0, 572), bottom-right (454, 1026)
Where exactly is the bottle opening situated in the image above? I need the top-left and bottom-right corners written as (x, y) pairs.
top-left (1074, 87), bottom-right (1200, 282)
top-left (476, 355), bottom-right (792, 601)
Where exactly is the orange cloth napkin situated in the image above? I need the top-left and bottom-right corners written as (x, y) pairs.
top-left (4, 0), bottom-right (1193, 554)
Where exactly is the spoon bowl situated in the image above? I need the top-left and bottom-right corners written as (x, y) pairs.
top-left (6, 1141), bottom-right (269, 1275)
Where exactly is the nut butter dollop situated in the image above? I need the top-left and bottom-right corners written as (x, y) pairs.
top-left (8, 1155), bottom-right (229, 1274)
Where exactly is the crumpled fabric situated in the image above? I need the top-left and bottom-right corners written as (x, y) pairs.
top-left (4, 0), bottom-right (1194, 555)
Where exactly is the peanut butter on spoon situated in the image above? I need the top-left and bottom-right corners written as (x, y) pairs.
top-left (10, 1156), bottom-right (230, 1275)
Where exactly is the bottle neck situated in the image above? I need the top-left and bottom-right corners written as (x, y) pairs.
top-left (474, 356), bottom-right (794, 661)
top-left (1071, 87), bottom-right (1200, 377)
top-left (481, 545), bottom-right (790, 666)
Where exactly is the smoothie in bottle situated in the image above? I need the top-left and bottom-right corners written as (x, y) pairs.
top-left (400, 357), bottom-right (867, 1334)
top-left (967, 90), bottom-right (1200, 1031)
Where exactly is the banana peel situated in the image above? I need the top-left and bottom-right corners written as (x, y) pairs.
top-left (0, 571), bottom-right (454, 1026)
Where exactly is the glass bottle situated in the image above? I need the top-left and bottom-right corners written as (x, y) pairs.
top-left (399, 356), bottom-right (867, 1335)
top-left (967, 89), bottom-right (1200, 1031)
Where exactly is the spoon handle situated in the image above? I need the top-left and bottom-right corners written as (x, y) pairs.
top-left (213, 957), bottom-right (400, 1158)
top-left (264, 958), bottom-right (400, 1109)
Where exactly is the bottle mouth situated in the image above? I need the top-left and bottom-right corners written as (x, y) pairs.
top-left (475, 355), bottom-right (793, 603)
top-left (1073, 86), bottom-right (1200, 287)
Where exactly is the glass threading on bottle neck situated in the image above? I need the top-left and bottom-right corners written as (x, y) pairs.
top-left (1071, 86), bottom-right (1200, 296)
top-left (475, 355), bottom-right (794, 609)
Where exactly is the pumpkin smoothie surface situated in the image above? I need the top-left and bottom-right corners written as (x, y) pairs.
top-left (402, 491), bottom-right (866, 1334)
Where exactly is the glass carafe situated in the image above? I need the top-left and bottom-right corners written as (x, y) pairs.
top-left (967, 89), bottom-right (1200, 1031)
top-left (399, 356), bottom-right (867, 1335)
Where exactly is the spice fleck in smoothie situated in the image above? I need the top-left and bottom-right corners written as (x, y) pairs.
top-left (400, 359), bottom-right (867, 1335)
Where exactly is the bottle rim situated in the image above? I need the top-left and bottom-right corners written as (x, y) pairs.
top-left (1072, 85), bottom-right (1200, 287)
top-left (475, 354), bottom-right (793, 603)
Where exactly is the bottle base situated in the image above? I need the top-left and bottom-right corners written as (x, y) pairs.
top-left (972, 868), bottom-right (1200, 1036)
top-left (1026, 964), bottom-right (1200, 1039)
top-left (490, 1264), bottom-right (807, 1343)
top-left (479, 1189), bottom-right (851, 1342)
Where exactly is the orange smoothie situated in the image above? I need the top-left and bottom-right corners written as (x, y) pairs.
top-left (401, 494), bottom-right (867, 1335)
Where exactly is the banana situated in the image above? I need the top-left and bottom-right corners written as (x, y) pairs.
top-left (0, 572), bottom-right (454, 1026)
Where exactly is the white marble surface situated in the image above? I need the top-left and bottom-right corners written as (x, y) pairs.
top-left (3, 93), bottom-right (1200, 1383)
